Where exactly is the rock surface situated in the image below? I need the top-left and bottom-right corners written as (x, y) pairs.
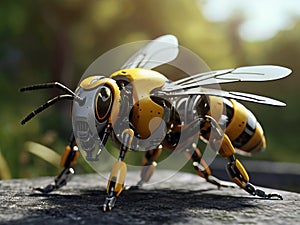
top-left (0, 171), bottom-right (299, 225)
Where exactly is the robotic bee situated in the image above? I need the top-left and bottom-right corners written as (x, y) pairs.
top-left (21, 35), bottom-right (291, 211)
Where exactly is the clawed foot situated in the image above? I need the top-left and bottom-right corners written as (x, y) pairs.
top-left (266, 193), bottom-right (283, 200)
top-left (246, 183), bottom-right (283, 200)
top-left (33, 184), bottom-right (57, 194)
top-left (103, 179), bottom-right (144, 211)
top-left (33, 168), bottom-right (74, 194)
top-left (255, 189), bottom-right (283, 200)
top-left (102, 195), bottom-right (117, 212)
top-left (124, 180), bottom-right (144, 191)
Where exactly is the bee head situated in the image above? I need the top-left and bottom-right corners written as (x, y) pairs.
top-left (72, 76), bottom-right (121, 160)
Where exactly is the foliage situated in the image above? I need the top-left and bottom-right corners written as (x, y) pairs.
top-left (0, 0), bottom-right (299, 179)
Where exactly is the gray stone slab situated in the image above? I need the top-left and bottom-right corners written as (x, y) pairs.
top-left (0, 171), bottom-right (299, 225)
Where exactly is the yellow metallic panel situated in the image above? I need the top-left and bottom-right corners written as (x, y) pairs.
top-left (132, 99), bottom-right (164, 138)
top-left (110, 68), bottom-right (167, 99)
top-left (235, 159), bottom-right (249, 182)
top-left (80, 77), bottom-right (111, 90)
top-left (218, 134), bottom-right (235, 158)
top-left (107, 161), bottom-right (127, 196)
top-left (233, 177), bottom-right (246, 188)
top-left (208, 96), bottom-right (224, 122)
top-left (111, 68), bottom-right (168, 138)
top-left (225, 100), bottom-right (248, 140)
top-left (79, 77), bottom-right (121, 125)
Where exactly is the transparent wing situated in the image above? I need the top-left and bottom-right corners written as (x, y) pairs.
top-left (121, 34), bottom-right (179, 69)
top-left (169, 65), bottom-right (291, 90)
top-left (157, 87), bottom-right (286, 106)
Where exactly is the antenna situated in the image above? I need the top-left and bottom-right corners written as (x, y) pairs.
top-left (20, 82), bottom-right (84, 125)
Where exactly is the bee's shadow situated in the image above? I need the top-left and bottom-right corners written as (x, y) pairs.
top-left (23, 187), bottom-right (259, 225)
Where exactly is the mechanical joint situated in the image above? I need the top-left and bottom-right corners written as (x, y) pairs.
top-left (107, 161), bottom-right (127, 197)
top-left (54, 168), bottom-right (74, 188)
top-left (226, 159), bottom-right (249, 188)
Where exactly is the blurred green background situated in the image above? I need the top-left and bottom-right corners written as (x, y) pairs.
top-left (1, 0), bottom-right (300, 180)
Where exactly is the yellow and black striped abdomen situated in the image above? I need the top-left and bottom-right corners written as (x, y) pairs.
top-left (225, 99), bottom-right (266, 155)
top-left (199, 96), bottom-right (266, 155)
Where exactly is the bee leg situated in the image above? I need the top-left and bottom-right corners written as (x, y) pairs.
top-left (184, 143), bottom-right (235, 189)
top-left (133, 145), bottom-right (162, 188)
top-left (34, 133), bottom-right (79, 193)
top-left (103, 129), bottom-right (134, 212)
top-left (207, 115), bottom-right (282, 199)
top-left (226, 154), bottom-right (283, 200)
top-left (215, 131), bottom-right (283, 200)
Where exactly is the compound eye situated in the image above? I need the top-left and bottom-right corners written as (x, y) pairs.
top-left (95, 86), bottom-right (113, 122)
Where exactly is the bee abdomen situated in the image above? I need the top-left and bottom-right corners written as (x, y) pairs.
top-left (224, 99), bottom-right (266, 155)
top-left (198, 96), bottom-right (266, 155)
